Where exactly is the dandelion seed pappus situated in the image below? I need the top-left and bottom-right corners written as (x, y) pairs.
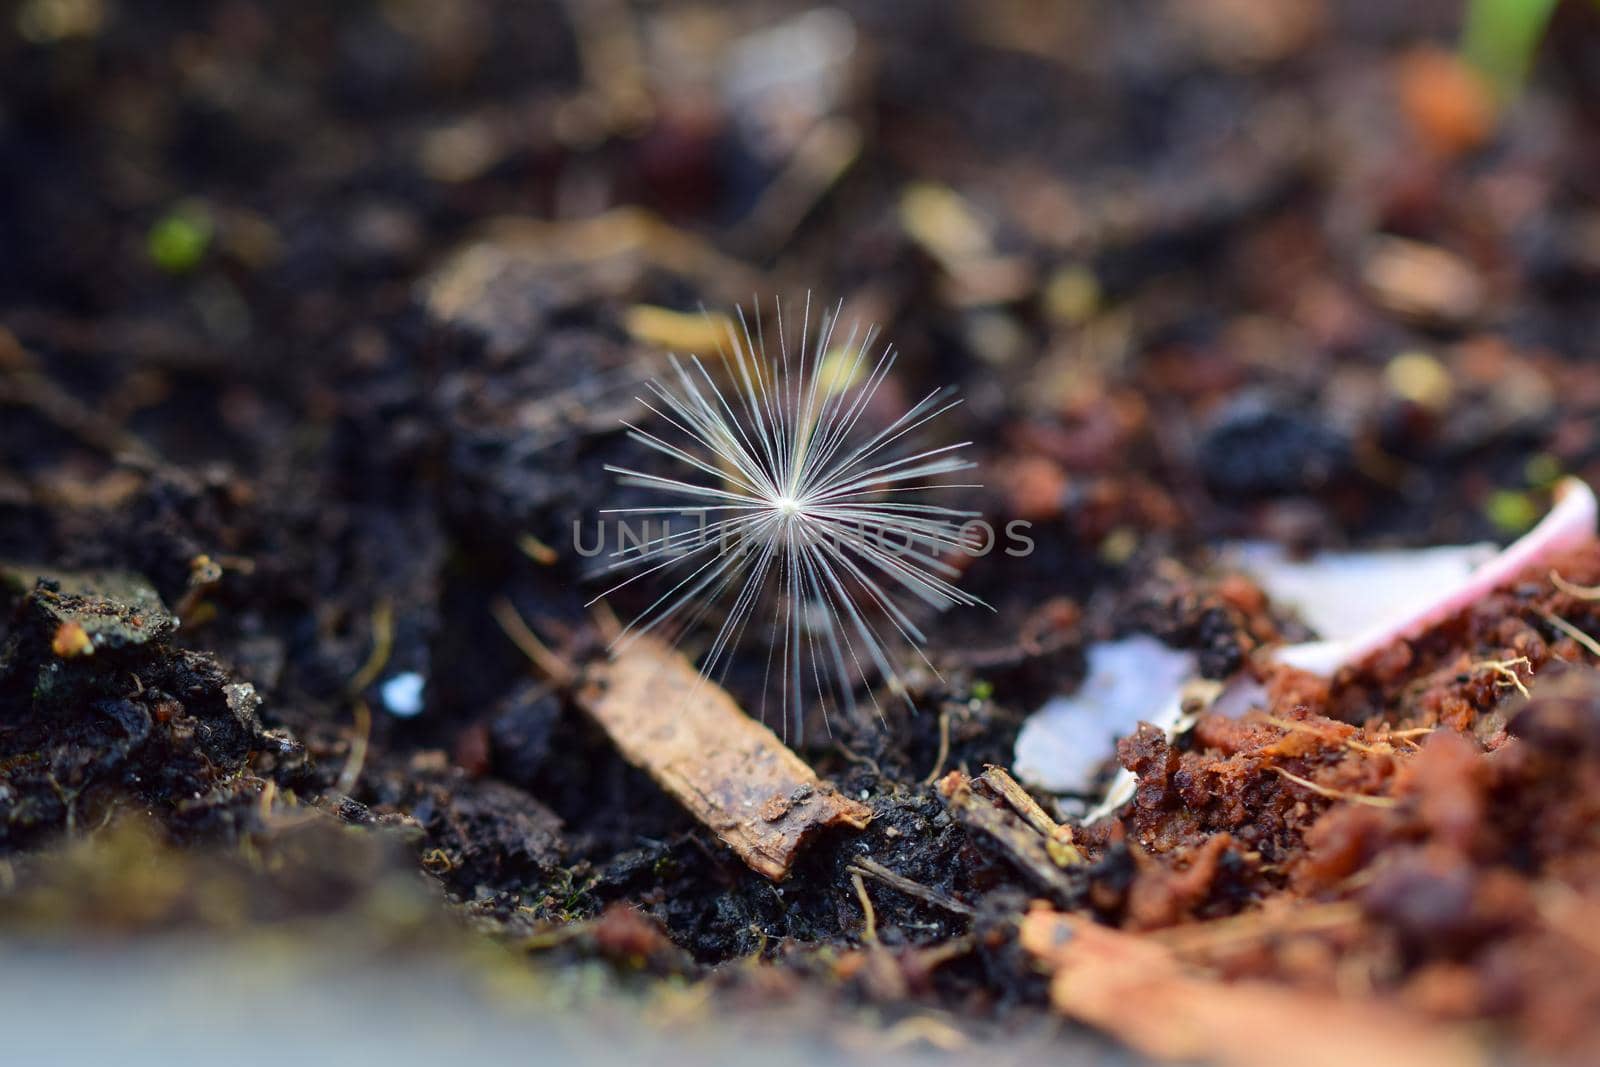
top-left (589, 296), bottom-right (989, 743)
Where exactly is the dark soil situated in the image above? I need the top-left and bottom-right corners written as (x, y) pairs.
top-left (7, 0), bottom-right (1600, 1062)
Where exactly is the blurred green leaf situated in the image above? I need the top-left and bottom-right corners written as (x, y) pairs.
top-left (147, 202), bottom-right (213, 274)
top-left (1462, 0), bottom-right (1560, 99)
top-left (1486, 488), bottom-right (1540, 534)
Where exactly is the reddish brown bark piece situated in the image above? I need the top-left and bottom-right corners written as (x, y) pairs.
top-left (576, 637), bottom-right (871, 881)
top-left (1019, 908), bottom-right (1485, 1067)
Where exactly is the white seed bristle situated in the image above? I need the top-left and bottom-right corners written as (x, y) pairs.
top-left (591, 295), bottom-right (987, 742)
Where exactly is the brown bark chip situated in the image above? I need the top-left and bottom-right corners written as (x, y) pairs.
top-left (576, 637), bottom-right (872, 881)
top-left (1020, 907), bottom-right (1486, 1067)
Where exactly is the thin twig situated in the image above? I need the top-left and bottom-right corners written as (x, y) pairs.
top-left (980, 765), bottom-right (1084, 865)
top-left (834, 742), bottom-right (883, 776)
top-left (913, 934), bottom-right (977, 970)
top-left (1261, 715), bottom-right (1386, 755)
top-left (852, 871), bottom-right (878, 944)
top-left (492, 596), bottom-right (578, 686)
top-left (1472, 655), bottom-right (1533, 698)
top-left (334, 700), bottom-right (371, 797)
top-left (257, 779), bottom-right (277, 824)
top-left (729, 118), bottom-right (861, 257)
top-left (518, 923), bottom-right (589, 953)
top-left (0, 363), bottom-right (160, 464)
top-left (516, 532), bottom-right (559, 565)
top-left (848, 856), bottom-right (975, 917)
top-left (921, 706), bottom-right (951, 785)
top-left (1551, 570), bottom-right (1600, 600)
top-left (45, 773), bottom-right (79, 836)
top-left (1540, 609), bottom-right (1600, 658)
top-left (1268, 766), bottom-right (1397, 809)
top-left (346, 598), bottom-right (394, 696)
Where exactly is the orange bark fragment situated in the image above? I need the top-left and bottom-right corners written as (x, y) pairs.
top-left (1019, 907), bottom-right (1485, 1067)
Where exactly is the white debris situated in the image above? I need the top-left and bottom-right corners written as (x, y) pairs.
top-left (722, 8), bottom-right (856, 158)
top-left (1220, 541), bottom-right (1496, 642)
top-left (380, 672), bottom-right (426, 718)
top-left (1013, 637), bottom-right (1196, 794)
top-left (1016, 477), bottom-right (1600, 820)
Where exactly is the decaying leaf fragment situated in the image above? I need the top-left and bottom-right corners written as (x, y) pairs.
top-left (1019, 908), bottom-right (1484, 1067)
top-left (576, 637), bottom-right (871, 881)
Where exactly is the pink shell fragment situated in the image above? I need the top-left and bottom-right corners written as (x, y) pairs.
top-left (1020, 478), bottom-right (1599, 817)
top-left (1278, 477), bottom-right (1597, 676)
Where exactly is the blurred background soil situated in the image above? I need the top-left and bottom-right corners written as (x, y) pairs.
top-left (6, 0), bottom-right (1600, 1062)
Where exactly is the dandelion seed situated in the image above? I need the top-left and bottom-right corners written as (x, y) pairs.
top-left (591, 296), bottom-right (987, 742)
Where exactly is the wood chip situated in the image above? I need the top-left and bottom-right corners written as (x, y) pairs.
top-left (576, 637), bottom-right (872, 881)
top-left (1362, 236), bottom-right (1485, 328)
top-left (979, 765), bottom-right (1084, 866)
top-left (1019, 908), bottom-right (1485, 1067)
top-left (936, 770), bottom-right (1077, 903)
